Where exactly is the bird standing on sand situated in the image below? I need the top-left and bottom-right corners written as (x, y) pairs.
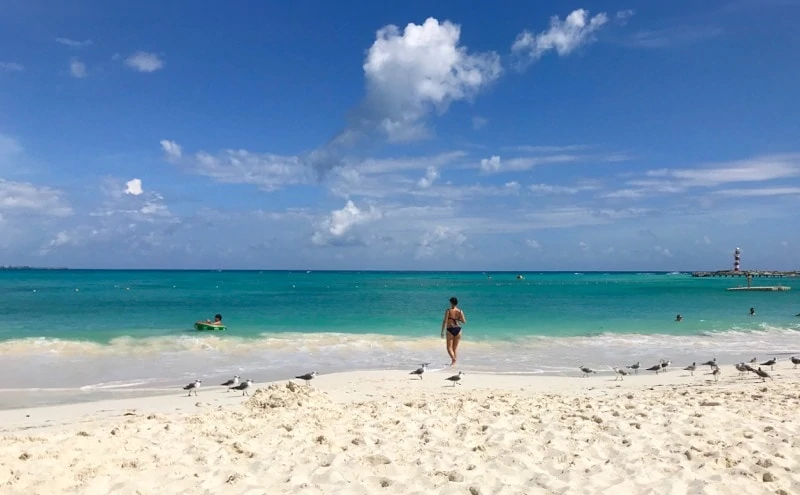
top-left (755, 367), bottom-right (773, 382)
top-left (660, 360), bottom-right (671, 372)
top-left (296, 371), bottom-right (318, 386)
top-left (735, 363), bottom-right (748, 376)
top-left (221, 375), bottom-right (240, 391)
top-left (183, 379), bottom-right (201, 396)
top-left (712, 367), bottom-right (721, 382)
top-left (232, 379), bottom-right (253, 396)
top-left (791, 356), bottom-right (800, 369)
top-left (612, 366), bottom-right (629, 381)
top-left (646, 360), bottom-right (664, 374)
top-left (702, 358), bottom-right (717, 368)
top-left (761, 358), bottom-right (777, 371)
top-left (410, 364), bottom-right (428, 380)
top-left (684, 362), bottom-right (696, 376)
top-left (627, 362), bottom-right (640, 374)
top-left (749, 357), bottom-right (758, 364)
top-left (445, 371), bottom-right (464, 386)
top-left (579, 366), bottom-right (595, 377)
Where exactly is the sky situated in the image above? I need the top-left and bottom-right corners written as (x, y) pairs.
top-left (1, 0), bottom-right (799, 270)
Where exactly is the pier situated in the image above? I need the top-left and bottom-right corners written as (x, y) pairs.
top-left (691, 270), bottom-right (799, 278)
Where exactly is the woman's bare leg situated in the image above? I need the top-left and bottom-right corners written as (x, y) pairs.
top-left (445, 332), bottom-right (455, 364)
top-left (451, 333), bottom-right (462, 366)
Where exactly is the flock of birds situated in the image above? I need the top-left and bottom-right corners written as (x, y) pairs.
top-left (181, 356), bottom-right (800, 396)
top-left (579, 356), bottom-right (800, 382)
top-left (181, 365), bottom-right (466, 396)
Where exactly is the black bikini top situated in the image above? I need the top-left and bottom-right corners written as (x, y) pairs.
top-left (447, 308), bottom-right (462, 325)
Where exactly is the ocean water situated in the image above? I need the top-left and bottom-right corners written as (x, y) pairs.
top-left (1, 270), bottom-right (798, 404)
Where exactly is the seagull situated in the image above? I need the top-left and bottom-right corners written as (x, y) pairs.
top-left (791, 356), bottom-right (800, 369)
top-left (701, 358), bottom-right (717, 368)
top-left (183, 379), bottom-right (201, 396)
top-left (232, 379), bottom-right (253, 396)
top-left (612, 366), bottom-right (629, 381)
top-left (760, 358), bottom-right (777, 371)
top-left (579, 366), bottom-right (595, 377)
top-left (646, 360), bottom-right (664, 374)
top-left (626, 362), bottom-right (640, 374)
top-left (220, 375), bottom-right (240, 391)
top-left (743, 363), bottom-right (757, 374)
top-left (734, 362), bottom-right (748, 376)
top-left (295, 371), bottom-right (318, 386)
top-left (749, 357), bottom-right (758, 364)
top-left (712, 367), bottom-right (721, 382)
top-left (445, 371), bottom-right (464, 386)
top-left (660, 360), bottom-right (671, 372)
top-left (754, 367), bottom-right (773, 382)
top-left (410, 364), bottom-right (428, 380)
top-left (684, 362), bottom-right (697, 376)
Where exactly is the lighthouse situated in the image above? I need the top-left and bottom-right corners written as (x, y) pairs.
top-left (734, 247), bottom-right (740, 272)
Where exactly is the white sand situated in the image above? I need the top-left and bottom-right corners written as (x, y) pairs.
top-left (1, 364), bottom-right (799, 494)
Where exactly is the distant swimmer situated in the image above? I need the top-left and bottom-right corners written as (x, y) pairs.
top-left (441, 297), bottom-right (466, 367)
top-left (206, 314), bottom-right (223, 324)
top-left (749, 307), bottom-right (756, 316)
top-left (675, 314), bottom-right (683, 322)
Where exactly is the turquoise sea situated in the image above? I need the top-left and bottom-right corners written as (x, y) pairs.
top-left (1, 270), bottom-right (798, 404)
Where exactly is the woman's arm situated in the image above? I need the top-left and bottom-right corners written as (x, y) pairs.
top-left (459, 310), bottom-right (466, 324)
top-left (441, 310), bottom-right (448, 338)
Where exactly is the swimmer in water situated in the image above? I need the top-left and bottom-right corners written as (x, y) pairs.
top-left (441, 297), bottom-right (466, 367)
top-left (204, 314), bottom-right (223, 324)
top-left (750, 307), bottom-right (756, 316)
top-left (675, 314), bottom-right (683, 322)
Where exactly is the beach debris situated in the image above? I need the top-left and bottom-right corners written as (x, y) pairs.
top-left (183, 379), bottom-right (201, 396)
top-left (232, 379), bottom-right (254, 396)
top-left (684, 362), bottom-right (697, 376)
top-left (221, 375), bottom-right (240, 391)
top-left (626, 361), bottom-right (640, 374)
top-left (295, 371), bottom-right (318, 386)
top-left (761, 358), bottom-right (777, 371)
top-left (612, 367), bottom-right (628, 380)
top-left (762, 472), bottom-right (775, 482)
top-left (410, 364), bottom-right (428, 380)
top-left (445, 371), bottom-right (464, 386)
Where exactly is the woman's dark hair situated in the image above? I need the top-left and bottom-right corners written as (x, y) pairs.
top-left (215, 314), bottom-right (222, 320)
top-left (449, 297), bottom-right (458, 306)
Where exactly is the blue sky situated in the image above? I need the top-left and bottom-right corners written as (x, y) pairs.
top-left (1, 0), bottom-right (799, 270)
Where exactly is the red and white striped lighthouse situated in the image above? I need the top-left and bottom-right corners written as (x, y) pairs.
top-left (733, 247), bottom-right (741, 272)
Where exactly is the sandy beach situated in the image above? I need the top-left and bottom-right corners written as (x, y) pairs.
top-left (2, 364), bottom-right (799, 494)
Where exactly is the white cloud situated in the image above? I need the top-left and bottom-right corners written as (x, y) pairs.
top-left (578, 241), bottom-right (589, 251)
top-left (503, 144), bottom-right (587, 153)
top-left (697, 235), bottom-right (712, 245)
top-left (654, 245), bottom-right (673, 257)
top-left (627, 26), bottom-right (723, 48)
top-left (782, 241), bottom-right (789, 248)
top-left (0, 179), bottom-right (73, 217)
top-left (125, 178), bottom-right (143, 196)
top-left (417, 166), bottom-right (440, 188)
top-left (479, 155), bottom-right (501, 173)
top-left (124, 51), bottom-right (164, 73)
top-left (472, 116), bottom-right (488, 130)
top-left (356, 17), bottom-right (502, 143)
top-left (0, 134), bottom-right (23, 158)
top-left (160, 139), bottom-right (308, 192)
top-left (512, 9), bottom-right (612, 68)
top-left (0, 62), bottom-right (24, 72)
top-left (69, 59), bottom-right (87, 78)
top-left (416, 225), bottom-right (467, 258)
top-left (479, 154), bottom-right (579, 173)
top-left (645, 154), bottom-right (800, 187)
top-left (56, 38), bottom-right (93, 48)
top-left (160, 140), bottom-right (183, 160)
top-left (711, 187), bottom-right (800, 197)
top-left (311, 200), bottom-right (382, 246)
top-left (529, 183), bottom-right (598, 195)
top-left (526, 239), bottom-right (541, 249)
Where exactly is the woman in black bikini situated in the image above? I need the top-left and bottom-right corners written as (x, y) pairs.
top-left (441, 297), bottom-right (466, 367)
